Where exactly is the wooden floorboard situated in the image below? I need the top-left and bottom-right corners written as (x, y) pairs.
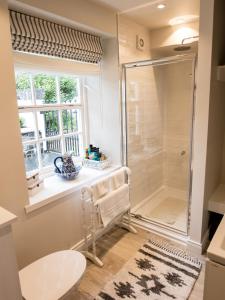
top-left (70, 227), bottom-right (205, 299)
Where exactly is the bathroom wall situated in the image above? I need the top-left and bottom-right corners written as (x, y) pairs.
top-left (150, 21), bottom-right (199, 52)
top-left (8, 0), bottom-right (117, 36)
top-left (118, 15), bottom-right (151, 64)
top-left (220, 135), bottom-right (225, 183)
top-left (206, 0), bottom-right (225, 190)
top-left (118, 15), bottom-right (164, 207)
top-left (87, 37), bottom-right (121, 164)
top-left (0, 0), bottom-right (121, 268)
top-left (204, 0), bottom-right (225, 224)
top-left (189, 0), bottom-right (215, 247)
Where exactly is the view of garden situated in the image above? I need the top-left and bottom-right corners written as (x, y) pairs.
top-left (16, 72), bottom-right (81, 172)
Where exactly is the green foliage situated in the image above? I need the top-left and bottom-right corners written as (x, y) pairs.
top-left (16, 73), bottom-right (30, 90)
top-left (60, 76), bottom-right (77, 103)
top-left (44, 111), bottom-right (59, 132)
top-left (19, 116), bottom-right (26, 128)
top-left (34, 74), bottom-right (56, 104)
top-left (16, 73), bottom-right (78, 132)
top-left (62, 110), bottom-right (78, 133)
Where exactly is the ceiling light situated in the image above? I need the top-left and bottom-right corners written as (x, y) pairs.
top-left (169, 15), bottom-right (199, 26)
top-left (157, 4), bottom-right (166, 9)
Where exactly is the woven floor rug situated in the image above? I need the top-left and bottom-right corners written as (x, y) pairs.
top-left (96, 238), bottom-right (202, 300)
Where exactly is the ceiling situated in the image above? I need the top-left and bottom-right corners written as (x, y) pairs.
top-left (92, 0), bottom-right (200, 30)
top-left (91, 0), bottom-right (153, 12)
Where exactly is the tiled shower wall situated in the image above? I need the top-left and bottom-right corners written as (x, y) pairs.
top-left (126, 60), bottom-right (194, 208)
top-left (126, 66), bottom-right (164, 207)
top-left (162, 61), bottom-right (193, 193)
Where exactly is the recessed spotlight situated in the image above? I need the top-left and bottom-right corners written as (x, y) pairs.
top-left (157, 4), bottom-right (166, 9)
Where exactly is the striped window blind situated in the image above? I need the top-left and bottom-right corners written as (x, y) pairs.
top-left (9, 10), bottom-right (103, 64)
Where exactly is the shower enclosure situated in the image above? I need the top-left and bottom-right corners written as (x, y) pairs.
top-left (122, 54), bottom-right (196, 234)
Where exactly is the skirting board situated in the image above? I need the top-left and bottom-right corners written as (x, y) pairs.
top-left (188, 228), bottom-right (210, 257)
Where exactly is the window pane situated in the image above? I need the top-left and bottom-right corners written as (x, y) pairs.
top-left (37, 111), bottom-right (60, 138)
top-left (62, 109), bottom-right (80, 133)
top-left (19, 112), bottom-right (36, 142)
top-left (41, 139), bottom-right (62, 168)
top-left (23, 143), bottom-right (39, 172)
top-left (59, 76), bottom-right (79, 103)
top-left (33, 74), bottom-right (57, 104)
top-left (16, 72), bottom-right (32, 106)
top-left (64, 135), bottom-right (80, 156)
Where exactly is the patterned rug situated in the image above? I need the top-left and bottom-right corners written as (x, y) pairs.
top-left (96, 238), bottom-right (202, 300)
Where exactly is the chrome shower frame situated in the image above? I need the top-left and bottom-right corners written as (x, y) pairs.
top-left (121, 54), bottom-right (197, 237)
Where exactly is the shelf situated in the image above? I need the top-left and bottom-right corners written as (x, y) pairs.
top-left (0, 207), bottom-right (17, 229)
top-left (25, 165), bottom-right (120, 213)
top-left (208, 184), bottom-right (225, 214)
top-left (217, 65), bottom-right (225, 82)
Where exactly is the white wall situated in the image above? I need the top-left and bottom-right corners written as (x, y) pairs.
top-left (189, 0), bottom-right (215, 246)
top-left (203, 0), bottom-right (225, 229)
top-left (9, 0), bottom-right (117, 37)
top-left (118, 15), bottom-right (151, 64)
top-left (118, 15), bottom-right (158, 207)
top-left (86, 38), bottom-right (121, 164)
top-left (99, 38), bottom-right (121, 164)
top-left (189, 0), bottom-right (225, 250)
top-left (150, 22), bottom-right (199, 51)
top-left (0, 0), bottom-right (120, 269)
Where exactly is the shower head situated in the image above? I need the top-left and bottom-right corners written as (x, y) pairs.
top-left (174, 45), bottom-right (191, 51)
top-left (174, 35), bottom-right (199, 52)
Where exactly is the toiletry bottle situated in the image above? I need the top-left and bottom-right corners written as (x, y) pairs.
top-left (85, 148), bottom-right (89, 159)
top-left (96, 148), bottom-right (100, 161)
top-left (88, 144), bottom-right (93, 156)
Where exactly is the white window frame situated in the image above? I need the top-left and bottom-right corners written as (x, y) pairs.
top-left (16, 68), bottom-right (88, 176)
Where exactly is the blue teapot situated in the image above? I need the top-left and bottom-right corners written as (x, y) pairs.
top-left (54, 153), bottom-right (81, 180)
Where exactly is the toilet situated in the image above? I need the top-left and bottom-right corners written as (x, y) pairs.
top-left (19, 250), bottom-right (86, 300)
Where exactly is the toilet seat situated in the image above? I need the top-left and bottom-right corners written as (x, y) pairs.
top-left (19, 250), bottom-right (86, 300)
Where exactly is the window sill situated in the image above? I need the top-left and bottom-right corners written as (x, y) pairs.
top-left (25, 165), bottom-right (121, 214)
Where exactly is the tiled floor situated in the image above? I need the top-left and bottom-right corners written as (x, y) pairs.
top-left (74, 227), bottom-right (205, 300)
top-left (134, 187), bottom-right (188, 232)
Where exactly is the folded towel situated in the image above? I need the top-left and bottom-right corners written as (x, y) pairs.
top-left (96, 184), bottom-right (130, 227)
top-left (111, 168), bottom-right (126, 190)
top-left (91, 178), bottom-right (109, 201)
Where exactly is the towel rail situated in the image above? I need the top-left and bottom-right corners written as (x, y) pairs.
top-left (81, 167), bottom-right (137, 267)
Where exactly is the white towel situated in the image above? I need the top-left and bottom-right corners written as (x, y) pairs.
top-left (111, 168), bottom-right (126, 190)
top-left (91, 178), bottom-right (109, 201)
top-left (96, 184), bottom-right (130, 227)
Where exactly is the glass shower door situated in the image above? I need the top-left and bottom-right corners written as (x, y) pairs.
top-left (123, 55), bottom-right (195, 234)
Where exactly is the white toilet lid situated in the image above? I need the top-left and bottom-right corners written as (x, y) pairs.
top-left (19, 250), bottom-right (86, 300)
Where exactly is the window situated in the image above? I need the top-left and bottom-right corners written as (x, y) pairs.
top-left (16, 70), bottom-right (86, 174)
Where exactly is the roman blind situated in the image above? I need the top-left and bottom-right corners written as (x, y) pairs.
top-left (9, 10), bottom-right (103, 64)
